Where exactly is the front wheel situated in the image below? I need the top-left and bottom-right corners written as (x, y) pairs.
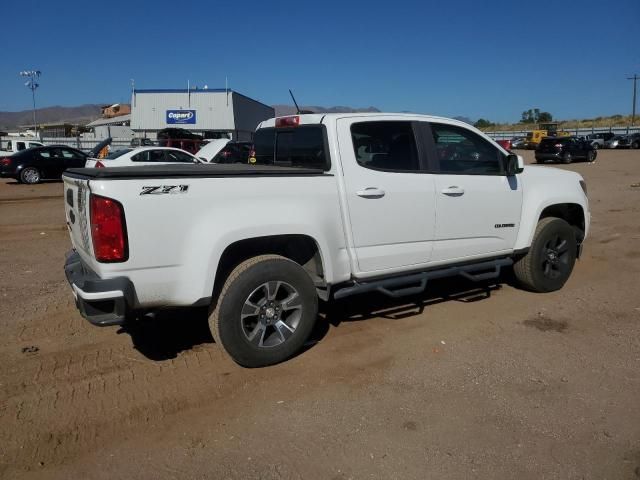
top-left (513, 217), bottom-right (577, 293)
top-left (586, 150), bottom-right (596, 162)
top-left (632, 141), bottom-right (640, 149)
top-left (209, 255), bottom-right (318, 367)
top-left (561, 152), bottom-right (572, 164)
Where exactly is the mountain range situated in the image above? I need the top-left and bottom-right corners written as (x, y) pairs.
top-left (0, 104), bottom-right (103, 130)
top-left (0, 104), bottom-right (382, 130)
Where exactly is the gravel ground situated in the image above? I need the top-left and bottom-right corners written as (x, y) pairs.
top-left (1, 149), bottom-right (639, 480)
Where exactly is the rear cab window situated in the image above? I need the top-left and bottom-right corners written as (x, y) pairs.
top-left (253, 126), bottom-right (329, 170)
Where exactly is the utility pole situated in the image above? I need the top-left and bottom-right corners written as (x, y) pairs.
top-left (628, 74), bottom-right (638, 126)
top-left (19, 70), bottom-right (41, 138)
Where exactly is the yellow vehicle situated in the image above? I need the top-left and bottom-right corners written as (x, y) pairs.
top-left (525, 123), bottom-right (570, 149)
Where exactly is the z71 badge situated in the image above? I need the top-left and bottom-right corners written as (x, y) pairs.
top-left (140, 185), bottom-right (189, 195)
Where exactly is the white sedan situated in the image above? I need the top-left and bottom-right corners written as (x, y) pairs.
top-left (85, 147), bottom-right (203, 168)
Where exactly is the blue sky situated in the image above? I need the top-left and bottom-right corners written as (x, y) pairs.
top-left (2, 0), bottom-right (638, 122)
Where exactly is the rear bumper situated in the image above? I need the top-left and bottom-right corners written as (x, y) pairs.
top-left (64, 250), bottom-right (135, 326)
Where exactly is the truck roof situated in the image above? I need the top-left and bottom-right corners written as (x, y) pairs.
top-left (257, 112), bottom-right (474, 129)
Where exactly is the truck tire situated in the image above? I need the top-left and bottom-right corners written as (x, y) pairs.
top-left (209, 254), bottom-right (318, 367)
top-left (513, 217), bottom-right (577, 293)
top-left (561, 152), bottom-right (572, 164)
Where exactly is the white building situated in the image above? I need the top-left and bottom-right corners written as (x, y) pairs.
top-left (85, 114), bottom-right (133, 140)
top-left (130, 89), bottom-right (274, 141)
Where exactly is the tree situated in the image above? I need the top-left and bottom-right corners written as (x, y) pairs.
top-left (474, 118), bottom-right (494, 129)
top-left (521, 109), bottom-right (535, 123)
top-left (537, 111), bottom-right (553, 123)
top-left (521, 108), bottom-right (553, 124)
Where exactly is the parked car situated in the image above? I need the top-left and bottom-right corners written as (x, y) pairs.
top-left (157, 128), bottom-right (205, 154)
top-left (535, 136), bottom-right (597, 164)
top-left (617, 133), bottom-right (640, 149)
top-left (211, 141), bottom-right (255, 163)
top-left (604, 135), bottom-right (625, 149)
top-left (586, 132), bottom-right (616, 149)
top-left (195, 139), bottom-right (231, 162)
top-left (0, 138), bottom-right (44, 154)
top-left (510, 137), bottom-right (526, 149)
top-left (0, 145), bottom-right (88, 184)
top-left (84, 147), bottom-right (202, 168)
top-left (63, 112), bottom-right (589, 367)
top-left (130, 138), bottom-right (154, 147)
top-left (496, 139), bottom-right (512, 151)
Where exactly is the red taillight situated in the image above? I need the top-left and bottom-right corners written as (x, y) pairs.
top-left (1, 157), bottom-right (12, 166)
top-left (249, 149), bottom-right (256, 157)
top-left (95, 160), bottom-right (105, 168)
top-left (90, 194), bottom-right (128, 262)
top-left (275, 116), bottom-right (300, 128)
top-left (221, 150), bottom-right (231, 158)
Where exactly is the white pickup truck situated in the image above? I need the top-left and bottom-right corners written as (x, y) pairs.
top-left (1, 138), bottom-right (44, 153)
top-left (63, 113), bottom-right (589, 367)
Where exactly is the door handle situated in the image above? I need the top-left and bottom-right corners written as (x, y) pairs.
top-left (356, 187), bottom-right (386, 199)
top-left (441, 186), bottom-right (465, 196)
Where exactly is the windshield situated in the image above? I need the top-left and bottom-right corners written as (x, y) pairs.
top-left (105, 148), bottom-right (133, 159)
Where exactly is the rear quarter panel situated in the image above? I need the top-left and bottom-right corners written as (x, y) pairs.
top-left (84, 175), bottom-right (350, 308)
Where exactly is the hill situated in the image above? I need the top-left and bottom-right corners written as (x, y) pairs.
top-left (0, 104), bottom-right (103, 130)
top-left (272, 105), bottom-right (380, 116)
top-left (0, 104), bottom-right (381, 131)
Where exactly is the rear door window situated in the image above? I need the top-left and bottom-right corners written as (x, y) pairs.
top-left (132, 150), bottom-right (167, 162)
top-left (253, 126), bottom-right (328, 170)
top-left (165, 150), bottom-right (195, 163)
top-left (350, 121), bottom-right (419, 171)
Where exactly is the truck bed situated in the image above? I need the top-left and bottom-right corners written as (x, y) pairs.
top-left (64, 163), bottom-right (326, 180)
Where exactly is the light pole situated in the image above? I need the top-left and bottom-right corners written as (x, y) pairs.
top-left (627, 74), bottom-right (638, 127)
top-left (19, 70), bottom-right (41, 138)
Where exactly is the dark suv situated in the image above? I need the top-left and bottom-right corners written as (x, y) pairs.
top-left (212, 141), bottom-right (255, 163)
top-left (535, 136), bottom-right (597, 164)
top-left (157, 128), bottom-right (205, 154)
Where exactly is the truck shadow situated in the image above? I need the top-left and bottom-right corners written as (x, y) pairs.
top-left (121, 276), bottom-right (504, 362)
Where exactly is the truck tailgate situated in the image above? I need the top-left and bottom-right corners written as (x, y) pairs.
top-left (63, 175), bottom-right (92, 258)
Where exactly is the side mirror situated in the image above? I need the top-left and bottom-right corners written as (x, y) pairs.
top-left (505, 154), bottom-right (524, 176)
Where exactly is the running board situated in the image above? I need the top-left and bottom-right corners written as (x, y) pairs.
top-left (333, 258), bottom-right (513, 300)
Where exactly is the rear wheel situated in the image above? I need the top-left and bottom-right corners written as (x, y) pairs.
top-left (513, 217), bottom-right (577, 293)
top-left (586, 150), bottom-right (596, 162)
top-left (209, 255), bottom-right (318, 367)
top-left (632, 141), bottom-right (640, 149)
top-left (19, 167), bottom-right (41, 184)
top-left (561, 152), bottom-right (572, 164)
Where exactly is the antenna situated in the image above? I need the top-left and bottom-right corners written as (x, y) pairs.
top-left (289, 89), bottom-right (302, 114)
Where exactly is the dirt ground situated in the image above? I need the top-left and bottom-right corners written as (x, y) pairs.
top-left (1, 149), bottom-right (639, 480)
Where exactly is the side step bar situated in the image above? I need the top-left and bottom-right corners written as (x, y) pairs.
top-left (333, 258), bottom-right (513, 300)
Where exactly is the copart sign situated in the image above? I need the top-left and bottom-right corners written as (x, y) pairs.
top-left (166, 110), bottom-right (196, 124)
